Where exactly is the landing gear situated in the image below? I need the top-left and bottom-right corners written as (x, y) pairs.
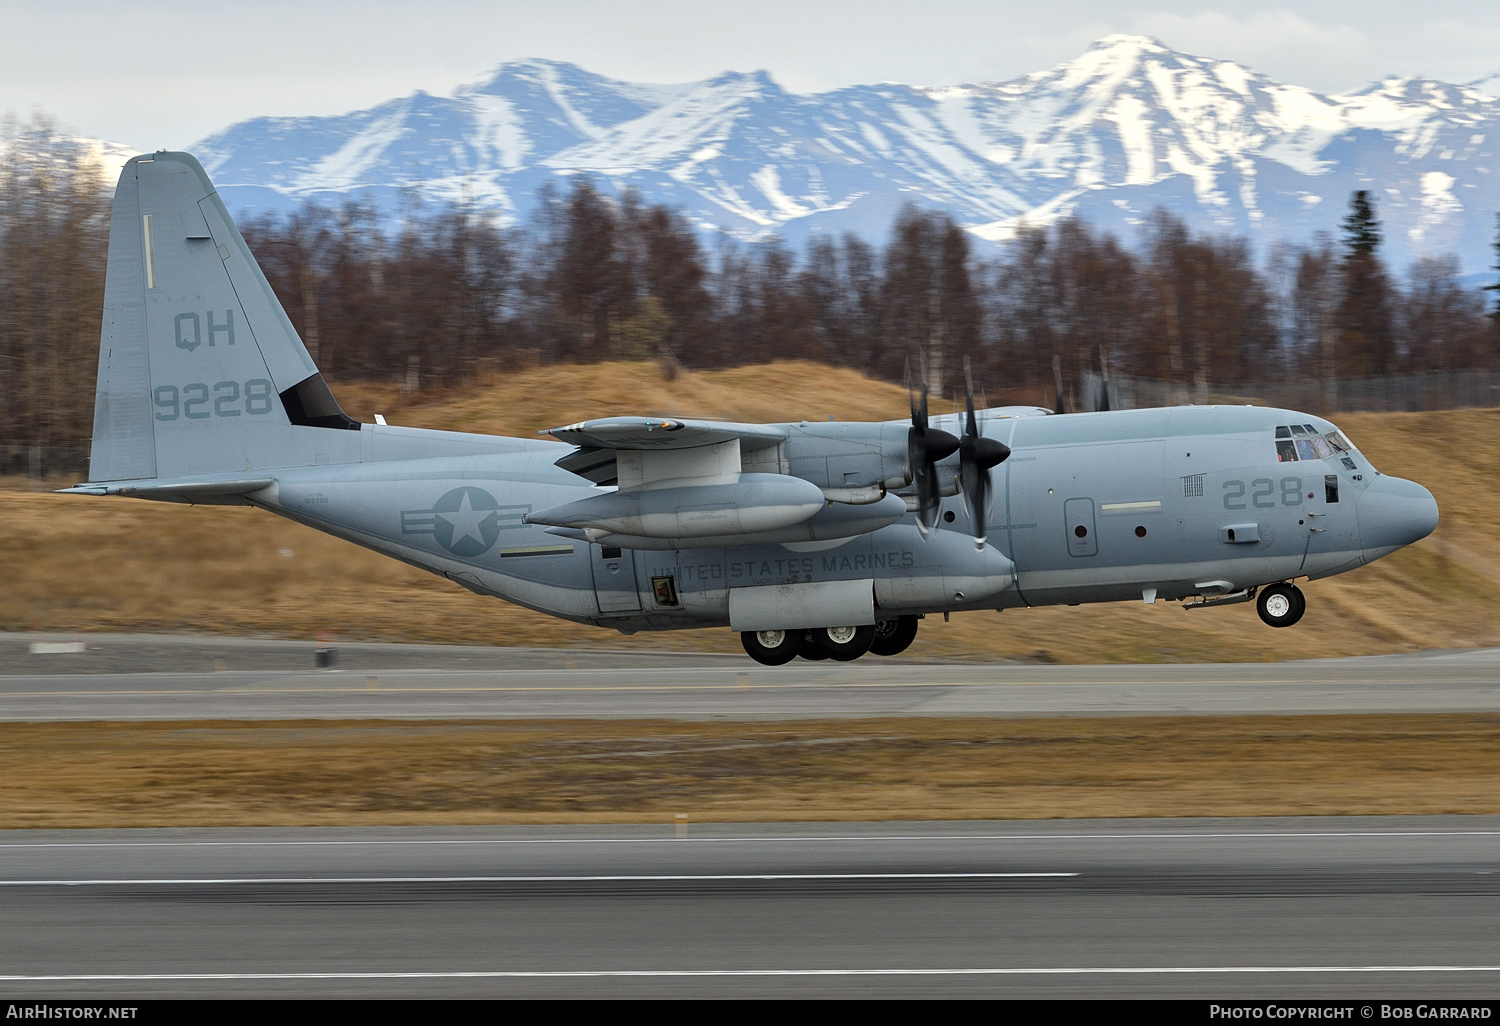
top-left (869, 615), bottom-right (919, 656)
top-left (741, 629), bottom-right (800, 665)
top-left (798, 632), bottom-right (830, 660)
top-left (742, 624), bottom-right (878, 664)
top-left (814, 624), bottom-right (876, 661)
top-left (1257, 583), bottom-right (1306, 628)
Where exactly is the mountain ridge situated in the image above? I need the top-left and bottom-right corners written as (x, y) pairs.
top-left (191, 35), bottom-right (1500, 273)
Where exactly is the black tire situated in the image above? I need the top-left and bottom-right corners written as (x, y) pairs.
top-left (869, 616), bottom-right (919, 657)
top-left (1257, 583), bottom-right (1305, 628)
top-left (814, 624), bottom-right (876, 661)
top-left (798, 632), bottom-right (830, 660)
top-left (741, 629), bottom-right (800, 665)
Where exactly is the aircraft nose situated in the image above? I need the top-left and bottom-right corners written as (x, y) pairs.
top-left (1357, 474), bottom-right (1438, 561)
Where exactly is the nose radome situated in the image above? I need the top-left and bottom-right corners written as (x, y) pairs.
top-left (1357, 474), bottom-right (1439, 561)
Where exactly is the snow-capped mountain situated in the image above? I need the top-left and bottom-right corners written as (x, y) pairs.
top-left (192, 36), bottom-right (1500, 273)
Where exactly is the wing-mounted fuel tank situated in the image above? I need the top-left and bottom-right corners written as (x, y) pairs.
top-left (527, 472), bottom-right (849, 547)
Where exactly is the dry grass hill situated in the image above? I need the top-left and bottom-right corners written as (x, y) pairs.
top-left (3, 360), bottom-right (1494, 664)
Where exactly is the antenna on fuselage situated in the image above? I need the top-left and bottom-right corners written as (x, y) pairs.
top-left (1052, 355), bottom-right (1066, 415)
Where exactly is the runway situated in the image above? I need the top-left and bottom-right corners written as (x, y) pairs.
top-left (1, 817), bottom-right (1498, 998)
top-left (6, 638), bottom-right (1498, 999)
top-left (4, 634), bottom-right (1500, 719)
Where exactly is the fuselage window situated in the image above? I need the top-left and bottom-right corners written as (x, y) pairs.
top-left (1275, 426), bottom-right (1292, 439)
top-left (1310, 435), bottom-right (1334, 459)
top-left (1294, 438), bottom-right (1318, 461)
top-left (1276, 440), bottom-right (1298, 462)
top-left (1325, 474), bottom-right (1339, 504)
top-left (1341, 456), bottom-right (1357, 472)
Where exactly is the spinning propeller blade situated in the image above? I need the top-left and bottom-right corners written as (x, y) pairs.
top-left (906, 353), bottom-right (958, 537)
top-left (958, 358), bottom-right (1011, 548)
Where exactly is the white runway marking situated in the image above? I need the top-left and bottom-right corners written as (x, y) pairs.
top-left (2, 965), bottom-right (1499, 981)
top-left (0, 872), bottom-right (1079, 886)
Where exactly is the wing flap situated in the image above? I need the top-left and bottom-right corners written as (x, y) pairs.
top-left (555, 446), bottom-right (620, 486)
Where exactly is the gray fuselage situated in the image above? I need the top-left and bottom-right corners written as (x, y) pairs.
top-left (250, 403), bottom-right (1436, 633)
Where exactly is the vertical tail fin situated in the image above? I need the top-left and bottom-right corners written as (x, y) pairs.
top-left (89, 151), bottom-right (359, 483)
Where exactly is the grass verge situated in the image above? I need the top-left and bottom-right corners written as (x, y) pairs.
top-left (3, 715), bottom-right (1499, 827)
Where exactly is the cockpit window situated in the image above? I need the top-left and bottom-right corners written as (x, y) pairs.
top-left (1275, 425), bottom-right (1359, 466)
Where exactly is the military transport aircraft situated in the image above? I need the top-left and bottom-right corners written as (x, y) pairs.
top-left (63, 153), bottom-right (1440, 665)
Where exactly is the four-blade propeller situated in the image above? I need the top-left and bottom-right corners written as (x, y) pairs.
top-left (906, 354), bottom-right (1011, 545)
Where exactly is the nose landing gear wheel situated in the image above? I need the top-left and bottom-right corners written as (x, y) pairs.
top-left (869, 615), bottom-right (919, 656)
top-left (741, 629), bottom-right (801, 665)
top-left (815, 624), bottom-right (876, 661)
top-left (1257, 583), bottom-right (1306, 628)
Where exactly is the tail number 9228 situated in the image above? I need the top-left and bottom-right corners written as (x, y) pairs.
top-left (153, 380), bottom-right (274, 420)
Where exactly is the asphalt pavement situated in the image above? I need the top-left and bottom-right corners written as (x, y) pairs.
top-left (3, 633), bottom-right (1500, 719)
top-left (0, 817), bottom-right (1496, 998)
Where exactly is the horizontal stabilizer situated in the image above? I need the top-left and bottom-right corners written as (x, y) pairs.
top-left (58, 476), bottom-right (274, 505)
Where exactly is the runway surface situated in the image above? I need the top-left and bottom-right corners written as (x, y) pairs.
top-left (1, 817), bottom-right (1497, 998)
top-left (4, 634), bottom-right (1500, 719)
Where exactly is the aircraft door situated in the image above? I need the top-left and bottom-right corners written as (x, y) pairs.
top-left (1301, 471), bottom-right (1361, 577)
top-left (591, 544), bottom-right (642, 613)
top-left (1064, 498), bottom-right (1098, 557)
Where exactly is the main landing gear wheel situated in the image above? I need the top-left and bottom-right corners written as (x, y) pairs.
top-left (1257, 583), bottom-right (1306, 628)
top-left (814, 624), bottom-right (876, 661)
top-left (869, 615), bottom-right (919, 657)
top-left (798, 632), bottom-right (830, 660)
top-left (741, 629), bottom-right (800, 665)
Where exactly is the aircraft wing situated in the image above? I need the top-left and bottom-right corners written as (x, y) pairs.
top-left (542, 417), bottom-right (787, 450)
top-left (543, 417), bottom-right (788, 486)
top-left (987, 406), bottom-right (1054, 419)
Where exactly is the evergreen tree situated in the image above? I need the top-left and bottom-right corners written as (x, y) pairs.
top-left (1341, 190), bottom-right (1381, 254)
top-left (1485, 213), bottom-right (1500, 349)
top-left (1336, 190), bottom-right (1395, 377)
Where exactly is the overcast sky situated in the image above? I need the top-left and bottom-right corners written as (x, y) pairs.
top-left (8, 1), bottom-right (1500, 150)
